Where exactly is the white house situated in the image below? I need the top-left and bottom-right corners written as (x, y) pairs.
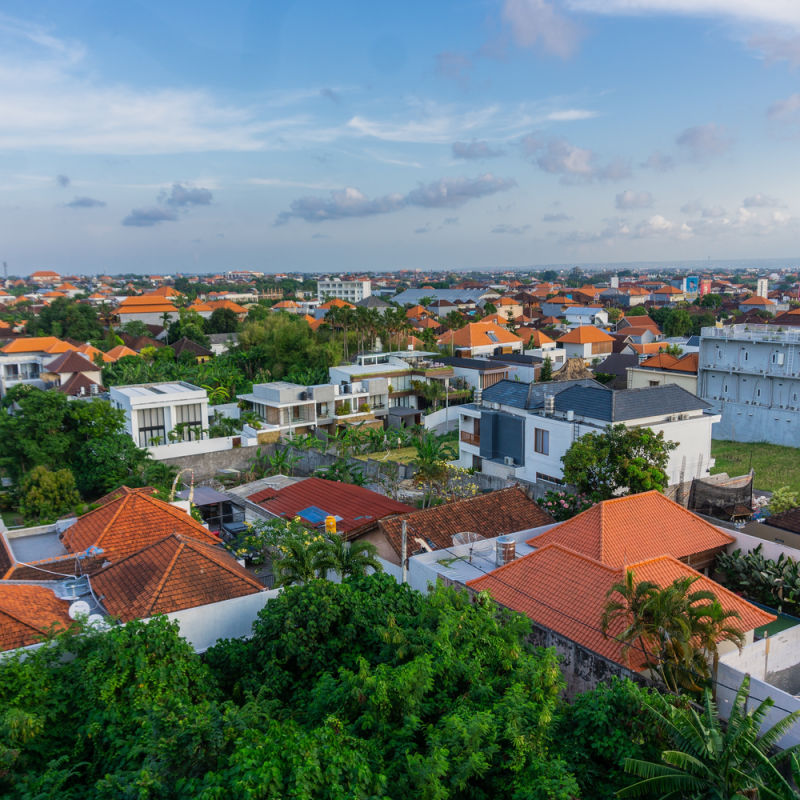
top-left (456, 378), bottom-right (719, 487)
top-left (110, 382), bottom-right (210, 447)
top-left (317, 279), bottom-right (371, 303)
top-left (563, 306), bottom-right (609, 328)
top-left (556, 326), bottom-right (615, 363)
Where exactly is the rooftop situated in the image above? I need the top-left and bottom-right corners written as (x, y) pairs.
top-left (111, 381), bottom-right (205, 400)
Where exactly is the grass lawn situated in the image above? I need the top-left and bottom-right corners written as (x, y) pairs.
top-left (353, 446), bottom-right (418, 465)
top-left (711, 440), bottom-right (800, 494)
top-left (0, 510), bottom-right (24, 529)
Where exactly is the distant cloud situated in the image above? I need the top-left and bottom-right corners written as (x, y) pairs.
top-left (680, 201), bottom-right (702, 215)
top-left (502, 0), bottom-right (584, 59)
top-left (122, 207), bottom-right (179, 227)
top-left (544, 109), bottom-right (597, 121)
top-left (275, 174), bottom-right (516, 224)
top-left (56, 174), bottom-right (70, 188)
top-left (675, 124), bottom-right (732, 161)
top-left (641, 150), bottom-right (675, 171)
top-left (743, 193), bottom-right (784, 208)
top-left (749, 34), bottom-right (800, 67)
top-left (311, 232), bottom-right (330, 239)
top-left (522, 133), bottom-right (630, 183)
top-left (542, 212), bottom-right (572, 222)
top-left (767, 93), bottom-right (800, 120)
top-left (443, 216), bottom-right (460, 225)
top-left (162, 183), bottom-right (213, 207)
top-left (414, 224), bottom-right (432, 234)
top-left (492, 223), bottom-right (530, 234)
top-left (615, 189), bottom-right (653, 210)
top-left (701, 205), bottom-right (727, 218)
top-left (452, 140), bottom-right (504, 159)
top-left (320, 87), bottom-right (341, 104)
top-left (65, 196), bottom-right (106, 208)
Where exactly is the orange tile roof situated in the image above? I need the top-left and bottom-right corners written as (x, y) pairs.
top-left (62, 486), bottom-right (221, 562)
top-left (319, 298), bottom-right (355, 309)
top-left (150, 286), bottom-right (182, 297)
top-left (639, 353), bottom-right (680, 369)
top-left (467, 544), bottom-right (774, 670)
top-left (30, 270), bottom-right (60, 278)
top-left (0, 585), bottom-right (73, 652)
top-left (206, 299), bottom-right (248, 314)
top-left (481, 313), bottom-right (512, 327)
top-left (496, 296), bottom-right (518, 306)
top-left (0, 336), bottom-right (77, 355)
top-left (91, 534), bottom-right (264, 621)
top-left (405, 304), bottom-right (428, 318)
top-left (188, 301), bottom-right (213, 312)
top-left (273, 300), bottom-right (299, 308)
top-left (545, 295), bottom-right (579, 305)
top-left (77, 343), bottom-right (115, 363)
top-left (557, 326), bottom-right (614, 344)
top-left (437, 321), bottom-right (522, 349)
top-left (653, 285), bottom-right (682, 294)
top-left (527, 330), bottom-right (554, 346)
top-left (741, 295), bottom-right (775, 305)
top-left (629, 342), bottom-right (672, 355)
top-left (104, 345), bottom-right (140, 361)
top-left (526, 491), bottom-right (734, 568)
top-left (56, 283), bottom-right (79, 291)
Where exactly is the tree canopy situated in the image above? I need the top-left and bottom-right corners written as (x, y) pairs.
top-left (561, 423), bottom-right (676, 500)
top-left (25, 297), bottom-right (103, 341)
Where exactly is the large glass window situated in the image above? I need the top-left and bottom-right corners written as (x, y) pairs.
top-left (174, 403), bottom-right (204, 441)
top-left (138, 407), bottom-right (166, 447)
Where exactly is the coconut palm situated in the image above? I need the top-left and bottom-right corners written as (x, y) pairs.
top-left (620, 676), bottom-right (800, 799)
top-left (312, 535), bottom-right (382, 580)
top-left (272, 533), bottom-right (322, 587)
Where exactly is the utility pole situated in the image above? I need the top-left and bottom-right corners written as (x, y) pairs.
top-left (401, 520), bottom-right (408, 584)
top-left (2, 262), bottom-right (6, 282)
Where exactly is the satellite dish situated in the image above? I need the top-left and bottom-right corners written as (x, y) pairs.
top-left (451, 531), bottom-right (492, 562)
top-left (87, 614), bottom-right (109, 630)
top-left (68, 600), bottom-right (91, 619)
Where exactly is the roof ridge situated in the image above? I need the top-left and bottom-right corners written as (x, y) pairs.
top-left (183, 538), bottom-right (264, 590)
top-left (145, 538), bottom-right (185, 617)
top-left (0, 603), bottom-right (54, 636)
top-left (535, 542), bottom-right (619, 573)
top-left (139, 493), bottom-right (219, 541)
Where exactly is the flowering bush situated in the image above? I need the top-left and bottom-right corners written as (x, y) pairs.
top-left (225, 516), bottom-right (315, 567)
top-left (537, 490), bottom-right (594, 521)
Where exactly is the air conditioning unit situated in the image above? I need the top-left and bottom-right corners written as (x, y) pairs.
top-left (503, 456), bottom-right (515, 466)
top-left (299, 391), bottom-right (308, 401)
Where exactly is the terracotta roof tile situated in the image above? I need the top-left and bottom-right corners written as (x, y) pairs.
top-left (91, 534), bottom-right (264, 621)
top-left (379, 487), bottom-right (553, 558)
top-left (0, 585), bottom-right (73, 652)
top-left (250, 477), bottom-right (413, 538)
top-left (526, 491), bottom-right (734, 567)
top-left (62, 487), bottom-right (220, 563)
top-left (557, 326), bottom-right (614, 344)
top-left (437, 321), bottom-right (522, 349)
top-left (467, 544), bottom-right (774, 670)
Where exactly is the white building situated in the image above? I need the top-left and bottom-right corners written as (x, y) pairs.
top-left (456, 378), bottom-right (719, 487)
top-left (110, 382), bottom-right (210, 448)
top-left (317, 279), bottom-right (371, 303)
top-left (238, 378), bottom-right (388, 435)
top-left (698, 324), bottom-right (800, 446)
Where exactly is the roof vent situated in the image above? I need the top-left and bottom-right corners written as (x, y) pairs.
top-left (496, 535), bottom-right (516, 567)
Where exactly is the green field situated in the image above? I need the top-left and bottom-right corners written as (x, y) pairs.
top-left (353, 446), bottom-right (418, 465)
top-left (711, 440), bottom-right (800, 494)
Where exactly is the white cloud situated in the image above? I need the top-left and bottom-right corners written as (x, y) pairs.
top-left (675, 123), bottom-right (732, 161)
top-left (544, 109), bottom-right (598, 121)
top-left (565, 1), bottom-right (800, 28)
top-left (523, 133), bottom-right (630, 182)
top-left (743, 193), bottom-right (784, 208)
top-left (641, 150), bottom-right (675, 171)
top-left (615, 189), bottom-right (653, 209)
top-left (452, 140), bottom-right (505, 159)
top-left (767, 94), bottom-right (800, 120)
top-left (502, 0), bottom-right (584, 59)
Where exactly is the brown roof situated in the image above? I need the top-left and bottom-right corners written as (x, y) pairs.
top-left (91, 534), bottom-right (264, 621)
top-left (467, 544), bottom-right (775, 671)
top-left (527, 491), bottom-right (734, 568)
top-left (0, 585), bottom-right (73, 652)
top-left (379, 487), bottom-right (553, 558)
top-left (171, 337), bottom-right (213, 358)
top-left (766, 507), bottom-right (800, 535)
top-left (58, 372), bottom-right (102, 396)
top-left (62, 487), bottom-right (220, 563)
top-left (44, 350), bottom-right (98, 374)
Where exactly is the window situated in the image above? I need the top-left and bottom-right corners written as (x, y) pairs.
top-left (369, 393), bottom-right (384, 409)
top-left (772, 352), bottom-right (785, 366)
top-left (534, 427), bottom-right (549, 455)
top-left (649, 380), bottom-right (659, 387)
top-left (174, 403), bottom-right (203, 441)
top-left (137, 407), bottom-right (166, 447)
top-left (536, 471), bottom-right (563, 485)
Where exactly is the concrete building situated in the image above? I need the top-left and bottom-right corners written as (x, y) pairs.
top-left (0, 336), bottom-right (77, 396)
top-left (456, 379), bottom-right (719, 487)
top-left (238, 379), bottom-right (387, 435)
top-left (698, 324), bottom-right (800, 446)
top-left (110, 382), bottom-right (210, 447)
top-left (626, 352), bottom-right (699, 393)
top-left (317, 278), bottom-right (371, 303)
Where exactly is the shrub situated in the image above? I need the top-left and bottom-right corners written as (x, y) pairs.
top-left (358, 403), bottom-right (370, 413)
top-left (335, 401), bottom-right (351, 416)
top-left (19, 466), bottom-right (81, 523)
top-left (769, 486), bottom-right (800, 515)
top-left (537, 489), bottom-right (594, 521)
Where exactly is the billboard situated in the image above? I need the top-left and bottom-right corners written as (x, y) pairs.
top-left (685, 276), bottom-right (699, 295)
top-left (699, 279), bottom-right (712, 296)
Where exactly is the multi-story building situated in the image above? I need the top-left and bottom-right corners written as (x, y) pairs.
top-left (317, 278), bottom-right (371, 303)
top-left (456, 379), bottom-right (719, 486)
top-left (110, 382), bottom-right (210, 447)
top-left (0, 337), bottom-right (77, 396)
top-left (698, 324), bottom-right (800, 445)
top-left (238, 378), bottom-right (388, 436)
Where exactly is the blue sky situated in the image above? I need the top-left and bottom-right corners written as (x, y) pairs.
top-left (1, 0), bottom-right (799, 275)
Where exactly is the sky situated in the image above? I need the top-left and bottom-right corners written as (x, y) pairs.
top-left (1, 0), bottom-right (799, 275)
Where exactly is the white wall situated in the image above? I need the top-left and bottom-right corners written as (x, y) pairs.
top-left (147, 436), bottom-right (235, 460)
top-left (648, 415), bottom-right (718, 484)
top-left (423, 406), bottom-right (459, 432)
top-left (728, 529), bottom-right (800, 562)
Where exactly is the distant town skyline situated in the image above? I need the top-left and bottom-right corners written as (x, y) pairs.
top-left (1, 1), bottom-right (799, 274)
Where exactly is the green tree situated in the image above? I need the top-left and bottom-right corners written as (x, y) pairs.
top-left (120, 319), bottom-right (152, 337)
top-left (621, 676), bottom-right (800, 799)
top-left (662, 308), bottom-right (692, 337)
top-left (539, 355), bottom-right (553, 382)
top-left (26, 297), bottom-right (103, 341)
top-left (626, 306), bottom-right (648, 316)
top-left (562, 423), bottom-right (676, 500)
top-left (770, 486), bottom-right (800, 514)
top-left (167, 308), bottom-right (210, 347)
top-left (204, 307), bottom-right (239, 334)
top-left (19, 465), bottom-right (81, 522)
top-left (699, 292), bottom-right (723, 309)
top-left (312, 535), bottom-right (382, 580)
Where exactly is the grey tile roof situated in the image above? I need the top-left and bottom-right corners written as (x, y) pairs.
top-left (439, 356), bottom-right (510, 371)
top-left (594, 353), bottom-right (639, 378)
top-left (392, 288), bottom-right (489, 305)
top-left (483, 378), bottom-right (606, 409)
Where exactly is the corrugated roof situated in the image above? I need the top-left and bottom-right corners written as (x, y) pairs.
top-left (249, 477), bottom-right (413, 537)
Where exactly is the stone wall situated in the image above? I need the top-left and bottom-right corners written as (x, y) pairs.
top-left (160, 442), bottom-right (276, 482)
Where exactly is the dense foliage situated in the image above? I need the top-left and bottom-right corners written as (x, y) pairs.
top-left (715, 544), bottom-right (800, 616)
top-left (18, 465), bottom-right (81, 522)
top-left (536, 489), bottom-right (593, 521)
top-left (561, 423), bottom-right (676, 500)
top-left (0, 385), bottom-right (173, 509)
top-left (0, 577), bottom-right (589, 799)
top-left (25, 297), bottom-right (104, 341)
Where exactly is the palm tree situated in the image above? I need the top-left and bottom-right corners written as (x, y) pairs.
top-left (273, 534), bottom-right (321, 586)
top-left (692, 599), bottom-right (745, 697)
top-left (620, 676), bottom-right (800, 799)
top-left (312, 535), bottom-right (382, 580)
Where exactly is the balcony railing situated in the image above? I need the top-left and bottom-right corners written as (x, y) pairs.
top-left (461, 431), bottom-right (480, 446)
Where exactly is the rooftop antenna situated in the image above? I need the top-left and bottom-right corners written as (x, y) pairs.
top-left (2, 262), bottom-right (7, 282)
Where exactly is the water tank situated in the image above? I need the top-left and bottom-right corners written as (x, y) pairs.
top-left (544, 394), bottom-right (555, 415)
top-left (496, 535), bottom-right (516, 567)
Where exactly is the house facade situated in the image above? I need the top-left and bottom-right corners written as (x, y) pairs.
top-left (698, 324), bottom-right (800, 446)
top-left (456, 379), bottom-right (719, 487)
top-left (317, 278), bottom-right (372, 303)
top-left (110, 382), bottom-right (210, 447)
